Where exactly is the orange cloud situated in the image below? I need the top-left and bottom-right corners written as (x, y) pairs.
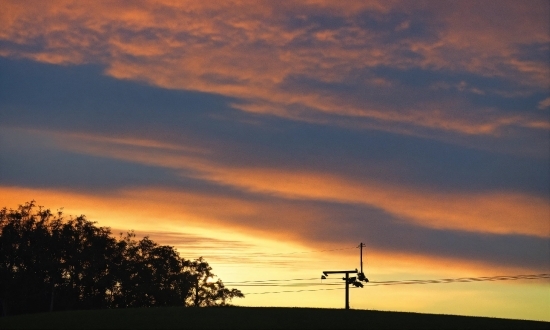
top-left (431, 1), bottom-right (550, 86)
top-left (538, 97), bottom-right (550, 110)
top-left (195, 167), bottom-right (549, 238)
top-left (1, 0), bottom-right (548, 141)
top-left (41, 129), bottom-right (548, 238)
top-left (1, 184), bottom-right (545, 277)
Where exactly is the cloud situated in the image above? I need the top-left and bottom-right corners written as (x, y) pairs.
top-left (1, 3), bottom-right (548, 307)
top-left (192, 167), bottom-right (549, 238)
top-left (1, 183), bottom-right (548, 273)
top-left (9, 127), bottom-right (544, 239)
top-left (1, 0), bottom-right (548, 142)
top-left (538, 97), bottom-right (550, 110)
top-left (2, 124), bottom-right (547, 272)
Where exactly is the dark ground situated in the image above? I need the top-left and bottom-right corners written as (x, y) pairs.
top-left (0, 306), bottom-right (548, 329)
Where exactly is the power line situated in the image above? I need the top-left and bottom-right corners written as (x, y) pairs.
top-left (237, 283), bottom-right (343, 287)
top-left (224, 275), bottom-right (350, 285)
top-left (225, 277), bottom-right (346, 287)
top-left (245, 287), bottom-right (351, 295)
top-left (366, 274), bottom-right (550, 286)
top-left (197, 246), bottom-right (357, 258)
top-left (242, 273), bottom-right (550, 295)
top-left (265, 246), bottom-right (358, 255)
top-left (224, 277), bottom-right (320, 284)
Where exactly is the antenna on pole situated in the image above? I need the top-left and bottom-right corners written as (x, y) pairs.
top-left (359, 242), bottom-right (364, 274)
top-left (321, 270), bottom-right (358, 309)
top-left (357, 242), bottom-right (368, 282)
top-left (319, 243), bottom-right (369, 309)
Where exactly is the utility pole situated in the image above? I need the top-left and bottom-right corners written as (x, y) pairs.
top-left (359, 242), bottom-right (366, 274)
top-left (322, 270), bottom-right (358, 309)
top-left (319, 243), bottom-right (369, 309)
top-left (357, 242), bottom-right (368, 282)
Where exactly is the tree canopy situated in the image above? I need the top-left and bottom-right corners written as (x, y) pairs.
top-left (0, 201), bottom-right (244, 316)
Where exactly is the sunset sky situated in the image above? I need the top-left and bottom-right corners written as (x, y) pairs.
top-left (1, 0), bottom-right (549, 321)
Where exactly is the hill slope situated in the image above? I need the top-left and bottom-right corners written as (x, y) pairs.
top-left (0, 307), bottom-right (547, 329)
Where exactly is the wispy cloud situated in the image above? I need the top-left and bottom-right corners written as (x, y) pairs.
top-left (1, 1), bottom-right (548, 318)
top-left (13, 127), bottom-right (546, 239)
top-left (538, 97), bottom-right (550, 110)
top-left (1, 0), bottom-right (548, 141)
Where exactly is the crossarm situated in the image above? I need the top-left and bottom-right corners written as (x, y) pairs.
top-left (322, 270), bottom-right (357, 276)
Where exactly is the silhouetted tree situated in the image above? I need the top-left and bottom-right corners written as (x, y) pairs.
top-left (0, 201), bottom-right (57, 315)
top-left (51, 214), bottom-right (119, 311)
top-left (0, 201), bottom-right (244, 316)
top-left (112, 233), bottom-right (188, 308)
top-left (184, 257), bottom-right (244, 307)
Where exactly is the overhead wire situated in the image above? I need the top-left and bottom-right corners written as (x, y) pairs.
top-left (225, 277), bottom-right (346, 287)
top-left (245, 287), bottom-right (352, 295)
top-left (208, 243), bottom-right (548, 296)
top-left (188, 245), bottom-right (359, 270)
top-left (224, 277), bottom-right (321, 284)
top-left (236, 283), bottom-right (343, 287)
top-left (197, 246), bottom-right (358, 258)
top-left (205, 243), bottom-right (548, 295)
top-left (212, 244), bottom-right (548, 295)
top-left (265, 246), bottom-right (358, 255)
top-left (242, 273), bottom-right (550, 295)
top-left (365, 274), bottom-right (550, 287)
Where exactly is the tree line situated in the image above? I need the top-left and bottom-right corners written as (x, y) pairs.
top-left (0, 201), bottom-right (244, 316)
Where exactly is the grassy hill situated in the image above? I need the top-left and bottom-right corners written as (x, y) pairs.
top-left (0, 306), bottom-right (547, 329)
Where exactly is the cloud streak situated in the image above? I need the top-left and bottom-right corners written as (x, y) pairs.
top-left (1, 0), bottom-right (548, 142)
top-left (1, 1), bottom-right (549, 319)
top-left (2, 127), bottom-right (547, 274)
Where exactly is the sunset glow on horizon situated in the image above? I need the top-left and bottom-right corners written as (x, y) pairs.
top-left (1, 0), bottom-right (549, 321)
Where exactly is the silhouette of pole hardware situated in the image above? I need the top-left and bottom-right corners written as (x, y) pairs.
top-left (358, 242), bottom-right (368, 282)
top-left (320, 243), bottom-right (369, 309)
top-left (359, 242), bottom-right (365, 273)
top-left (322, 270), bottom-right (358, 309)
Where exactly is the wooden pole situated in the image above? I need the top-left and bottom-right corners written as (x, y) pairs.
top-left (360, 242), bottom-right (363, 274)
top-left (322, 270), bottom-right (357, 309)
top-left (345, 272), bottom-right (350, 309)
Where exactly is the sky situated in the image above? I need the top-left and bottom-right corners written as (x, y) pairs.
top-left (1, 0), bottom-right (549, 321)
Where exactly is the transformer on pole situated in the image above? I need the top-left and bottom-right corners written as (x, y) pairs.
top-left (320, 242), bottom-right (369, 309)
top-left (322, 270), bottom-right (358, 309)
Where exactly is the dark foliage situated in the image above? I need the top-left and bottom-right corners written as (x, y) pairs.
top-left (0, 201), bottom-right (244, 316)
